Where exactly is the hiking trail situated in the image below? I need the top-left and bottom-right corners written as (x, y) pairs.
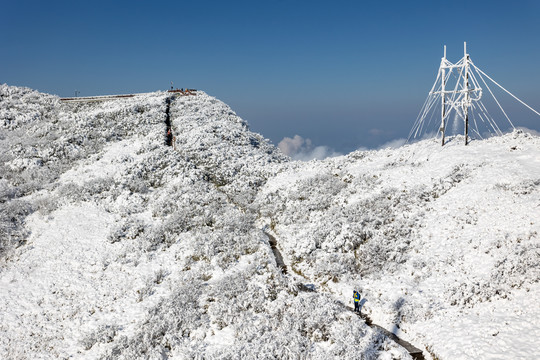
top-left (264, 229), bottom-right (425, 360)
top-left (165, 97), bottom-right (173, 147)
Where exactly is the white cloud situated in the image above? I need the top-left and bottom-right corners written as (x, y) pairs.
top-left (277, 135), bottom-right (309, 157)
top-left (278, 135), bottom-right (342, 161)
top-left (377, 138), bottom-right (407, 150)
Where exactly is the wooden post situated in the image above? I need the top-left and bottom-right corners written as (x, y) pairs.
top-left (464, 42), bottom-right (469, 146)
top-left (465, 65), bottom-right (469, 146)
top-left (441, 45), bottom-right (447, 146)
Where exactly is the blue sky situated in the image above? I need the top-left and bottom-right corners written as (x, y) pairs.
top-left (2, 0), bottom-right (539, 154)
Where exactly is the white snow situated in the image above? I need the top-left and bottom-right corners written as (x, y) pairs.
top-left (256, 132), bottom-right (540, 359)
top-left (1, 83), bottom-right (539, 359)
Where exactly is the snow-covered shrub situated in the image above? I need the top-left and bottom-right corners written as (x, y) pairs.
top-left (84, 177), bottom-right (116, 199)
top-left (491, 235), bottom-right (540, 289)
top-left (446, 280), bottom-right (503, 307)
top-left (0, 199), bottom-right (32, 255)
top-left (104, 281), bottom-right (206, 359)
top-left (108, 218), bottom-right (146, 244)
top-left (256, 167), bottom-right (422, 280)
top-left (81, 325), bottom-right (120, 350)
top-left (169, 93), bottom-right (287, 209)
top-left (57, 182), bottom-right (86, 203)
top-left (33, 194), bottom-right (58, 215)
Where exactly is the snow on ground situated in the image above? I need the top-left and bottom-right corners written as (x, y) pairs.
top-left (1, 85), bottom-right (409, 359)
top-left (419, 282), bottom-right (540, 359)
top-left (1, 83), bottom-right (538, 359)
top-left (0, 203), bottom-right (116, 358)
top-left (256, 131), bottom-right (540, 359)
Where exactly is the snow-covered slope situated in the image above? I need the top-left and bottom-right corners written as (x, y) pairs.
top-left (255, 131), bottom-right (540, 359)
top-left (0, 85), bottom-right (409, 359)
top-left (1, 84), bottom-right (539, 359)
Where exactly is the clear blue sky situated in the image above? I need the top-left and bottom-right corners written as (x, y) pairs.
top-left (2, 0), bottom-right (539, 152)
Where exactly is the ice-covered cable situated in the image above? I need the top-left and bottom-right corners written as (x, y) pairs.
top-left (477, 95), bottom-right (503, 135)
top-left (473, 67), bottom-right (515, 130)
top-left (409, 94), bottom-right (432, 140)
top-left (473, 65), bottom-right (540, 118)
top-left (470, 104), bottom-right (483, 138)
top-left (410, 70), bottom-right (442, 140)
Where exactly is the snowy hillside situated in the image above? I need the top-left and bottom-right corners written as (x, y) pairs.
top-left (0, 85), bottom-right (408, 359)
top-left (1, 84), bottom-right (539, 359)
top-left (255, 131), bottom-right (540, 359)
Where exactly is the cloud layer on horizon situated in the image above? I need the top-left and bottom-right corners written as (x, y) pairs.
top-left (278, 135), bottom-right (342, 161)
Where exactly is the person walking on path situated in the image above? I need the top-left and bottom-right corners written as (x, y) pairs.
top-left (353, 290), bottom-right (361, 313)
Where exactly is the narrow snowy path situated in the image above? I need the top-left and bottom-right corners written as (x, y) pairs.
top-left (353, 310), bottom-right (425, 360)
top-left (165, 96), bottom-right (173, 146)
top-left (263, 231), bottom-right (287, 274)
top-left (265, 230), bottom-right (426, 359)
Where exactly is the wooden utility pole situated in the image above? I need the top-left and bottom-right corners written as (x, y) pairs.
top-left (464, 42), bottom-right (469, 145)
top-left (440, 45), bottom-right (447, 146)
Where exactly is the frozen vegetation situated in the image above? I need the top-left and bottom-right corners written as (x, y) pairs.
top-left (0, 83), bottom-right (539, 359)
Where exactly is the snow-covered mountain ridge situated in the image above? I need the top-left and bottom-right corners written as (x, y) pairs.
top-left (1, 84), bottom-right (539, 359)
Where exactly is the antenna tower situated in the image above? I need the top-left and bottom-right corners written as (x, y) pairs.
top-left (409, 42), bottom-right (540, 145)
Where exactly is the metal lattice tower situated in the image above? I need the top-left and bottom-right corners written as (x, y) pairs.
top-left (409, 42), bottom-right (540, 146)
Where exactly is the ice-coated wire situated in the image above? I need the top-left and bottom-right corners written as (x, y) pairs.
top-left (471, 102), bottom-right (487, 125)
top-left (471, 79), bottom-right (482, 102)
top-left (428, 66), bottom-right (442, 95)
top-left (477, 112), bottom-right (488, 134)
top-left (413, 76), bottom-right (443, 140)
top-left (474, 64), bottom-right (540, 118)
top-left (419, 93), bottom-right (442, 138)
top-left (467, 68), bottom-right (483, 101)
top-left (477, 112), bottom-right (495, 136)
top-left (416, 95), bottom-right (438, 137)
top-left (424, 92), bottom-right (440, 118)
top-left (448, 61), bottom-right (466, 109)
top-left (473, 66), bottom-right (515, 130)
top-left (477, 95), bottom-right (503, 135)
top-left (409, 69), bottom-right (442, 141)
top-left (470, 81), bottom-right (501, 136)
top-left (415, 96), bottom-right (434, 138)
top-left (478, 99), bottom-right (501, 135)
top-left (470, 104), bottom-right (483, 139)
top-left (409, 93), bottom-right (432, 140)
top-left (469, 104), bottom-right (483, 139)
top-left (423, 99), bottom-right (440, 135)
top-left (471, 126), bottom-right (483, 139)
